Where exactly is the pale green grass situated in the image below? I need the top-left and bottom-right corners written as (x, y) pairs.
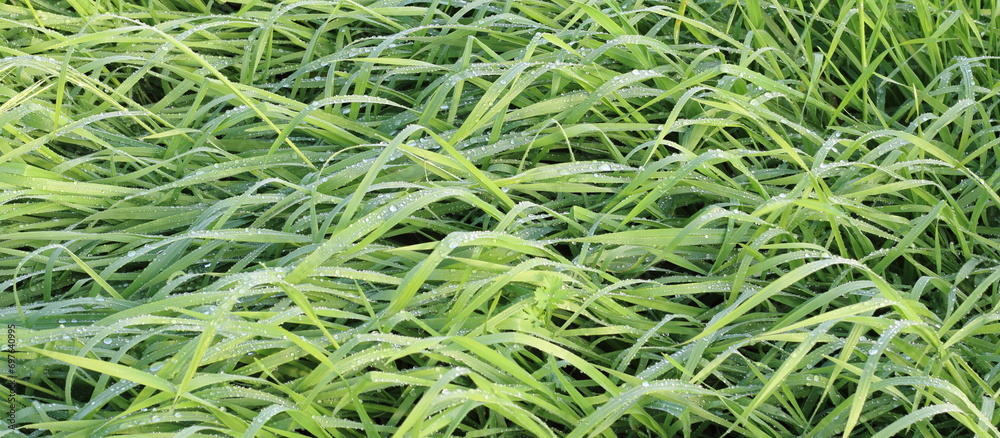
top-left (2, 0), bottom-right (1000, 437)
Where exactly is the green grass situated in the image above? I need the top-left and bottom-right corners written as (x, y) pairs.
top-left (2, 0), bottom-right (1000, 436)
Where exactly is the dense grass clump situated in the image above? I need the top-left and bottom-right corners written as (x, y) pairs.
top-left (2, 0), bottom-right (1000, 436)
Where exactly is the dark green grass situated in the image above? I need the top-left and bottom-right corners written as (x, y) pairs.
top-left (2, 0), bottom-right (1000, 436)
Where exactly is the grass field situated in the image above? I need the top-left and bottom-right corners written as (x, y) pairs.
top-left (2, 0), bottom-right (1000, 436)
